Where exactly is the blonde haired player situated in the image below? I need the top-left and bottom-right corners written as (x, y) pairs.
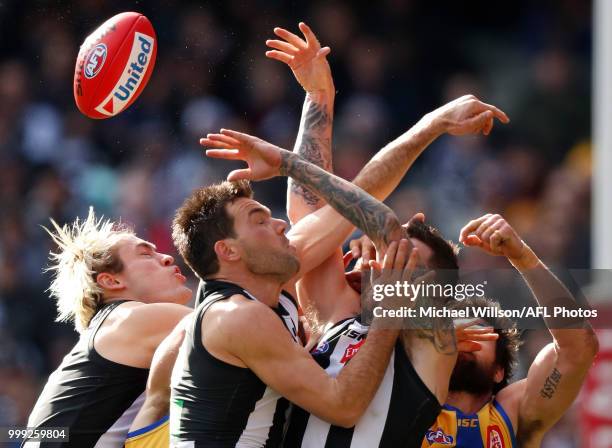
top-left (23, 209), bottom-right (192, 448)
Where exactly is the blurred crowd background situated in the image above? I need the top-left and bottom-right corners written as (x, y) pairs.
top-left (0, 0), bottom-right (598, 446)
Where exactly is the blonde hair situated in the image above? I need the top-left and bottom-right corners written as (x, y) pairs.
top-left (45, 207), bottom-right (133, 333)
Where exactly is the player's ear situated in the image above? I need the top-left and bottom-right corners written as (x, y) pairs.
top-left (493, 366), bottom-right (505, 385)
top-left (97, 272), bottom-right (125, 291)
top-left (214, 239), bottom-right (241, 262)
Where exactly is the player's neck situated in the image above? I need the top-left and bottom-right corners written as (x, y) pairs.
top-left (212, 267), bottom-right (283, 307)
top-left (446, 390), bottom-right (492, 415)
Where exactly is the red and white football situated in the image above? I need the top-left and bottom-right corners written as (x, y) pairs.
top-left (74, 12), bottom-right (157, 119)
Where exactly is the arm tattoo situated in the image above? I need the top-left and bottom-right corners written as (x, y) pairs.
top-left (539, 367), bottom-right (562, 399)
top-left (408, 295), bottom-right (457, 354)
top-left (280, 151), bottom-right (402, 248)
top-left (289, 97), bottom-right (333, 207)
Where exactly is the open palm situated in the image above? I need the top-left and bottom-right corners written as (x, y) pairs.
top-left (201, 129), bottom-right (285, 181)
top-left (266, 22), bottom-right (332, 93)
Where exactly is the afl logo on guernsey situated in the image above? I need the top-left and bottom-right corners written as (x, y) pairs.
top-left (84, 43), bottom-right (107, 79)
top-left (425, 428), bottom-right (454, 445)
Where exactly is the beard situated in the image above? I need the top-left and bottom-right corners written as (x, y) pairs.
top-left (449, 354), bottom-right (497, 395)
top-left (241, 241), bottom-right (300, 284)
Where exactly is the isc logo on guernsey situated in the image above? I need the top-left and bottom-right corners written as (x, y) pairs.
top-left (114, 34), bottom-right (153, 101)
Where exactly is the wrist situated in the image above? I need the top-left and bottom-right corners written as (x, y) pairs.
top-left (509, 243), bottom-right (541, 271)
top-left (418, 112), bottom-right (447, 138)
top-left (306, 86), bottom-right (335, 102)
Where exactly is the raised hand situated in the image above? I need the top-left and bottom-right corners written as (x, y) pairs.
top-left (459, 213), bottom-right (539, 270)
top-left (266, 22), bottom-right (333, 93)
top-left (454, 319), bottom-right (499, 352)
top-left (201, 129), bottom-right (287, 181)
top-left (428, 94), bottom-right (510, 136)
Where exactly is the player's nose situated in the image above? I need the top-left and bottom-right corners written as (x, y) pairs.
top-left (161, 253), bottom-right (174, 266)
top-left (273, 218), bottom-right (288, 234)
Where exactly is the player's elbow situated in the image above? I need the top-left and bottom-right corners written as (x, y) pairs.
top-left (558, 329), bottom-right (599, 366)
top-left (583, 329), bottom-right (599, 360)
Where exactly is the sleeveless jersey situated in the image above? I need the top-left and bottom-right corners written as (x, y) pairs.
top-left (23, 300), bottom-right (148, 447)
top-left (284, 316), bottom-right (441, 448)
top-left (170, 279), bottom-right (300, 447)
top-left (125, 415), bottom-right (169, 448)
top-left (421, 400), bottom-right (516, 447)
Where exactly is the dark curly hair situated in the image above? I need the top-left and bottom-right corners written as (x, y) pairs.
top-left (452, 296), bottom-right (523, 392)
top-left (172, 180), bottom-right (253, 279)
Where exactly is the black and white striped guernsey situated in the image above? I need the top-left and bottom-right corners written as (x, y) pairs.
top-left (170, 279), bottom-right (300, 448)
top-left (283, 316), bottom-right (442, 448)
top-left (23, 300), bottom-right (149, 447)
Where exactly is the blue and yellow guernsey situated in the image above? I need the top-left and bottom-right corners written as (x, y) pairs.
top-left (421, 399), bottom-right (517, 448)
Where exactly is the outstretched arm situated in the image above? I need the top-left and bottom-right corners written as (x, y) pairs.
top-left (203, 129), bottom-right (403, 250)
top-left (460, 214), bottom-right (598, 442)
top-left (352, 95), bottom-right (509, 200)
top-left (266, 22), bottom-right (335, 223)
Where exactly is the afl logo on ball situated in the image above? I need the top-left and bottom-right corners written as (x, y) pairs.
top-left (84, 43), bottom-right (107, 79)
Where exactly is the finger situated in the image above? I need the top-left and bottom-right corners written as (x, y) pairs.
top-left (481, 102), bottom-right (510, 123)
top-left (363, 237), bottom-right (376, 258)
top-left (298, 22), bottom-right (320, 48)
top-left (273, 27), bottom-right (307, 49)
top-left (265, 50), bottom-right (294, 65)
top-left (490, 230), bottom-right (504, 254)
top-left (369, 259), bottom-right (382, 283)
top-left (410, 212), bottom-right (425, 223)
top-left (205, 149), bottom-right (242, 160)
top-left (480, 219), bottom-right (505, 244)
top-left (266, 39), bottom-right (299, 54)
top-left (458, 341), bottom-right (483, 352)
top-left (343, 251), bottom-right (353, 268)
top-left (482, 117), bottom-right (494, 136)
top-left (403, 248), bottom-right (419, 282)
top-left (463, 234), bottom-right (482, 247)
top-left (317, 47), bottom-right (331, 58)
top-left (349, 239), bottom-right (361, 258)
top-left (459, 214), bottom-right (492, 243)
top-left (473, 214), bottom-right (501, 238)
top-left (468, 333), bottom-right (500, 341)
top-left (204, 133), bottom-right (241, 146)
top-left (392, 239), bottom-right (410, 271)
top-left (382, 241), bottom-right (399, 270)
top-left (362, 243), bottom-right (371, 267)
top-left (466, 110), bottom-right (493, 133)
top-left (220, 128), bottom-right (257, 144)
top-left (227, 168), bottom-right (253, 181)
top-left (200, 139), bottom-right (235, 150)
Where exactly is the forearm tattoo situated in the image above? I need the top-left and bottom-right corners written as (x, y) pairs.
top-left (289, 97), bottom-right (332, 207)
top-left (539, 368), bottom-right (562, 399)
top-left (281, 151), bottom-right (403, 247)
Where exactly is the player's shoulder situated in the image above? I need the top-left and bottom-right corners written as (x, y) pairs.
top-left (495, 379), bottom-right (526, 426)
top-left (208, 294), bottom-right (279, 324)
top-left (205, 294), bottom-right (292, 339)
top-left (110, 301), bottom-right (191, 335)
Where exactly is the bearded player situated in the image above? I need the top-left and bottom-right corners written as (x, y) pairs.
top-left (262, 23), bottom-right (507, 447)
top-left (416, 214), bottom-right (598, 447)
top-left (22, 209), bottom-right (192, 447)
